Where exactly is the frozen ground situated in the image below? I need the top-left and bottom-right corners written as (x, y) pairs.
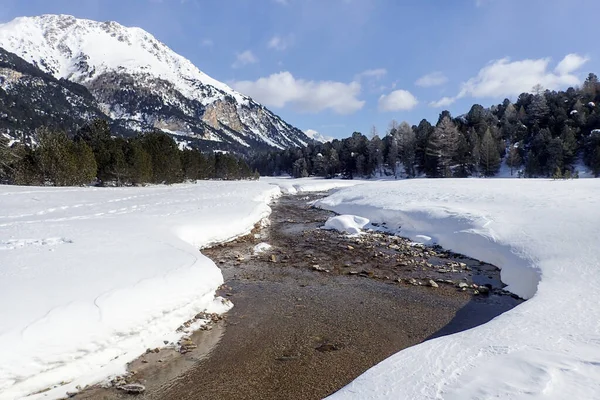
top-left (315, 179), bottom-right (600, 399)
top-left (0, 181), bottom-right (279, 400)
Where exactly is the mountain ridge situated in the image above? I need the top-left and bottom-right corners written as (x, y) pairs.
top-left (0, 14), bottom-right (311, 152)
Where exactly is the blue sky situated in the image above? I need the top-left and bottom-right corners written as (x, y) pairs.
top-left (0, 0), bottom-right (598, 139)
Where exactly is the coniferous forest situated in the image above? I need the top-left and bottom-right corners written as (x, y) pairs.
top-left (251, 74), bottom-right (600, 179)
top-left (3, 75), bottom-right (600, 186)
top-left (0, 119), bottom-right (258, 186)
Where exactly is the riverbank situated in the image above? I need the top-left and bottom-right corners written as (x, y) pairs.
top-left (79, 192), bottom-right (521, 400)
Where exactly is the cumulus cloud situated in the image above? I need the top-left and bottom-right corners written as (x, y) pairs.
top-left (430, 53), bottom-right (589, 108)
top-left (415, 71), bottom-right (448, 87)
top-left (555, 53), bottom-right (590, 75)
top-left (231, 71), bottom-right (365, 114)
top-left (232, 50), bottom-right (258, 68)
top-left (429, 96), bottom-right (456, 108)
top-left (378, 90), bottom-right (419, 112)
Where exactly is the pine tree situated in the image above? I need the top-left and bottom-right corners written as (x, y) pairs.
top-left (397, 121), bottom-right (416, 177)
top-left (71, 141), bottom-right (97, 185)
top-left (428, 115), bottom-right (460, 177)
top-left (125, 139), bottom-right (152, 185)
top-left (506, 145), bottom-right (522, 176)
top-left (479, 129), bottom-right (501, 177)
top-left (552, 166), bottom-right (563, 180)
top-left (527, 93), bottom-right (550, 125)
top-left (140, 131), bottom-right (183, 184)
top-left (385, 134), bottom-right (399, 177)
top-left (37, 129), bottom-right (79, 186)
top-left (367, 135), bottom-right (384, 177)
top-left (292, 158), bottom-right (309, 178)
top-left (560, 125), bottom-right (578, 166)
top-left (0, 135), bottom-right (16, 181)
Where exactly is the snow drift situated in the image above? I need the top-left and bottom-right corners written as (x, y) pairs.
top-left (323, 215), bottom-right (370, 235)
top-left (316, 179), bottom-right (600, 399)
top-left (0, 181), bottom-right (279, 400)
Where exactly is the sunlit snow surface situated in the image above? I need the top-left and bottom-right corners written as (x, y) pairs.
top-left (0, 181), bottom-right (279, 400)
top-left (315, 179), bottom-right (600, 399)
top-left (3, 177), bottom-right (600, 399)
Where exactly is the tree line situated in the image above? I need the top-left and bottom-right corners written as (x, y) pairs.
top-left (0, 119), bottom-right (258, 186)
top-left (251, 74), bottom-right (600, 179)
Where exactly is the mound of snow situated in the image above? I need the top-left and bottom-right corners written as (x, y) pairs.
top-left (316, 179), bottom-right (600, 399)
top-left (323, 215), bottom-right (370, 235)
top-left (0, 181), bottom-right (280, 400)
top-left (253, 242), bottom-right (272, 254)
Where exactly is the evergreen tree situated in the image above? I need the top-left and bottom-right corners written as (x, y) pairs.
top-left (385, 133), bottom-right (399, 177)
top-left (527, 93), bottom-right (550, 125)
top-left (140, 131), bottom-right (183, 184)
top-left (506, 144), bottom-right (522, 176)
top-left (12, 145), bottom-right (43, 185)
top-left (292, 157), bottom-right (309, 178)
top-left (397, 121), bottom-right (416, 177)
top-left (427, 115), bottom-right (460, 177)
top-left (560, 125), bottom-right (578, 166)
top-left (37, 129), bottom-right (79, 186)
top-left (479, 129), bottom-right (501, 177)
top-left (125, 139), bottom-right (153, 185)
top-left (71, 141), bottom-right (97, 185)
top-left (0, 135), bottom-right (16, 181)
top-left (367, 135), bottom-right (384, 177)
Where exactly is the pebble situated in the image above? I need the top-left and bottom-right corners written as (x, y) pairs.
top-left (117, 383), bottom-right (146, 394)
top-left (427, 279), bottom-right (439, 288)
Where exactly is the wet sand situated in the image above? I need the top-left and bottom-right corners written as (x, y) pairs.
top-left (79, 192), bottom-right (522, 400)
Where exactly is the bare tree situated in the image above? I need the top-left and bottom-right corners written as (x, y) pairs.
top-left (369, 125), bottom-right (379, 139)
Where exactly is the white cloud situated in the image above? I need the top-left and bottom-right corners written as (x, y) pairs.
top-left (355, 68), bottom-right (387, 81)
top-left (378, 90), bottom-right (419, 112)
top-left (273, 0), bottom-right (288, 4)
top-left (232, 50), bottom-right (258, 68)
top-left (415, 71), bottom-right (448, 87)
top-left (268, 35), bottom-right (293, 51)
top-left (200, 38), bottom-right (213, 47)
top-left (429, 96), bottom-right (456, 108)
top-left (429, 53), bottom-right (589, 108)
top-left (231, 71), bottom-right (365, 114)
top-left (555, 53), bottom-right (590, 75)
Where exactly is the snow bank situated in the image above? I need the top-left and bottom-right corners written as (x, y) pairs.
top-left (316, 179), bottom-right (600, 399)
top-left (262, 177), bottom-right (361, 194)
top-left (0, 181), bottom-right (280, 400)
top-left (323, 215), bottom-right (370, 235)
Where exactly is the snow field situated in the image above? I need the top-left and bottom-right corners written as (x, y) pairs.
top-left (315, 179), bottom-right (600, 399)
top-left (0, 181), bottom-right (280, 400)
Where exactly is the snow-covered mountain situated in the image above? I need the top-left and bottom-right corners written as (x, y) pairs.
top-left (304, 129), bottom-right (334, 143)
top-left (0, 14), bottom-right (311, 152)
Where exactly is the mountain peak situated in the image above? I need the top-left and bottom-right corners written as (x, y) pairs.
top-left (0, 14), bottom-right (246, 105)
top-left (0, 14), bottom-right (311, 151)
